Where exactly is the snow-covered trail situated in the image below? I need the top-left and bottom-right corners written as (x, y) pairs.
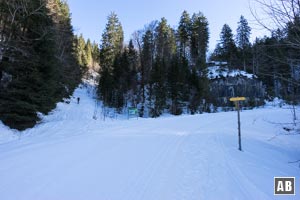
top-left (0, 85), bottom-right (299, 200)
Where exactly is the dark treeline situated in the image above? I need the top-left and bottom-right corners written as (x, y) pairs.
top-left (96, 11), bottom-right (300, 118)
top-left (252, 27), bottom-right (300, 102)
top-left (98, 11), bottom-right (210, 117)
top-left (0, 0), bottom-right (82, 130)
top-left (210, 16), bottom-right (300, 103)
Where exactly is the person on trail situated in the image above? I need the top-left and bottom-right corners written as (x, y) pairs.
top-left (77, 97), bottom-right (80, 104)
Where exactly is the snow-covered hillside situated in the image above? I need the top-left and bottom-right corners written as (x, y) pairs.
top-left (208, 65), bottom-right (256, 79)
top-left (0, 84), bottom-right (299, 200)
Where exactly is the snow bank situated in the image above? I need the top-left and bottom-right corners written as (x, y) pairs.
top-left (0, 122), bottom-right (20, 144)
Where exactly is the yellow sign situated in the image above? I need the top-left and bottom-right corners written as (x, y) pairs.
top-left (230, 97), bottom-right (246, 101)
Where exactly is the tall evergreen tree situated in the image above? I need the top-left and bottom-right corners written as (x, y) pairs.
top-left (126, 39), bottom-right (139, 106)
top-left (140, 29), bottom-right (155, 116)
top-left (99, 12), bottom-right (124, 73)
top-left (186, 12), bottom-right (210, 114)
top-left (128, 39), bottom-right (138, 71)
top-left (108, 41), bottom-right (138, 111)
top-left (167, 56), bottom-right (189, 115)
top-left (190, 12), bottom-right (209, 70)
top-left (141, 30), bottom-right (155, 84)
top-left (149, 56), bottom-right (167, 117)
top-left (91, 41), bottom-right (100, 69)
top-left (155, 18), bottom-right (176, 61)
top-left (85, 39), bottom-right (93, 67)
top-left (212, 24), bottom-right (238, 68)
top-left (76, 34), bottom-right (87, 67)
top-left (178, 11), bottom-right (191, 58)
top-left (148, 18), bottom-right (176, 117)
top-left (98, 12), bottom-right (124, 106)
top-left (236, 15), bottom-right (252, 71)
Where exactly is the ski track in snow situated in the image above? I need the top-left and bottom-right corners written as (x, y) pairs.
top-left (0, 84), bottom-right (299, 200)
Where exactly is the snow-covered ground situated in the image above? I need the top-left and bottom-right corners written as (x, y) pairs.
top-left (0, 84), bottom-right (299, 200)
top-left (208, 65), bottom-right (256, 79)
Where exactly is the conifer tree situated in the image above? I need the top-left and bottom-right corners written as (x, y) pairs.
top-left (190, 12), bottom-right (209, 70)
top-left (77, 34), bottom-right (87, 66)
top-left (178, 11), bottom-right (191, 58)
top-left (213, 24), bottom-right (238, 68)
top-left (149, 56), bottom-right (167, 117)
top-left (186, 12), bottom-right (210, 113)
top-left (140, 28), bottom-right (155, 116)
top-left (155, 18), bottom-right (176, 62)
top-left (91, 41), bottom-right (100, 69)
top-left (128, 40), bottom-right (138, 71)
top-left (100, 12), bottom-right (124, 73)
top-left (236, 15), bottom-right (252, 71)
top-left (85, 39), bottom-right (93, 67)
top-left (167, 56), bottom-right (187, 115)
top-left (126, 40), bottom-right (138, 105)
top-left (147, 18), bottom-right (176, 117)
top-left (98, 12), bottom-right (124, 106)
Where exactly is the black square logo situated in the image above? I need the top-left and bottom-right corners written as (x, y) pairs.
top-left (274, 177), bottom-right (295, 195)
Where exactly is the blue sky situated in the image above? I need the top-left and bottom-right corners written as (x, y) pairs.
top-left (67, 0), bottom-right (267, 51)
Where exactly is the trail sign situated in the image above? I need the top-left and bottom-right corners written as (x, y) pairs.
top-left (128, 107), bottom-right (138, 119)
top-left (230, 97), bottom-right (246, 101)
top-left (230, 97), bottom-right (246, 151)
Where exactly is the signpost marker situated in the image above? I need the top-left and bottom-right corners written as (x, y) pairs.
top-left (230, 97), bottom-right (246, 151)
top-left (128, 107), bottom-right (138, 120)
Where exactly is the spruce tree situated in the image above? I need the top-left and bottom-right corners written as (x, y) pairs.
top-left (126, 40), bottom-right (138, 106)
top-left (187, 12), bottom-right (209, 114)
top-left (213, 24), bottom-right (238, 68)
top-left (76, 34), bottom-right (87, 67)
top-left (190, 12), bottom-right (209, 70)
top-left (236, 15), bottom-right (252, 71)
top-left (98, 12), bottom-right (124, 106)
top-left (167, 56), bottom-right (187, 115)
top-left (149, 56), bottom-right (167, 117)
top-left (148, 18), bottom-right (176, 117)
top-left (99, 12), bottom-right (124, 73)
top-left (178, 11), bottom-right (191, 58)
top-left (0, 0), bottom-right (56, 129)
top-left (85, 39), bottom-right (93, 67)
top-left (155, 18), bottom-right (176, 61)
top-left (91, 41), bottom-right (100, 69)
top-left (128, 39), bottom-right (138, 71)
top-left (140, 29), bottom-right (155, 117)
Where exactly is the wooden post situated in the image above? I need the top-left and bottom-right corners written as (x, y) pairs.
top-left (236, 102), bottom-right (242, 151)
top-left (230, 97), bottom-right (245, 151)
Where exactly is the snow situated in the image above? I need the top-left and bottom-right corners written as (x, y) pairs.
top-left (264, 97), bottom-right (286, 107)
top-left (208, 65), bottom-right (257, 79)
top-left (0, 84), bottom-right (299, 200)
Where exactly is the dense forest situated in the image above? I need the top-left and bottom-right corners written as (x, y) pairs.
top-left (97, 12), bottom-right (210, 117)
top-left (1, 0), bottom-right (300, 130)
top-left (0, 0), bottom-right (82, 130)
top-left (96, 10), bottom-right (300, 117)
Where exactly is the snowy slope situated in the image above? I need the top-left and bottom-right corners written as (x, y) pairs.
top-left (208, 65), bottom-right (256, 79)
top-left (0, 84), bottom-right (299, 200)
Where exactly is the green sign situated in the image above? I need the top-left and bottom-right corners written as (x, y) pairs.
top-left (128, 108), bottom-right (138, 115)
